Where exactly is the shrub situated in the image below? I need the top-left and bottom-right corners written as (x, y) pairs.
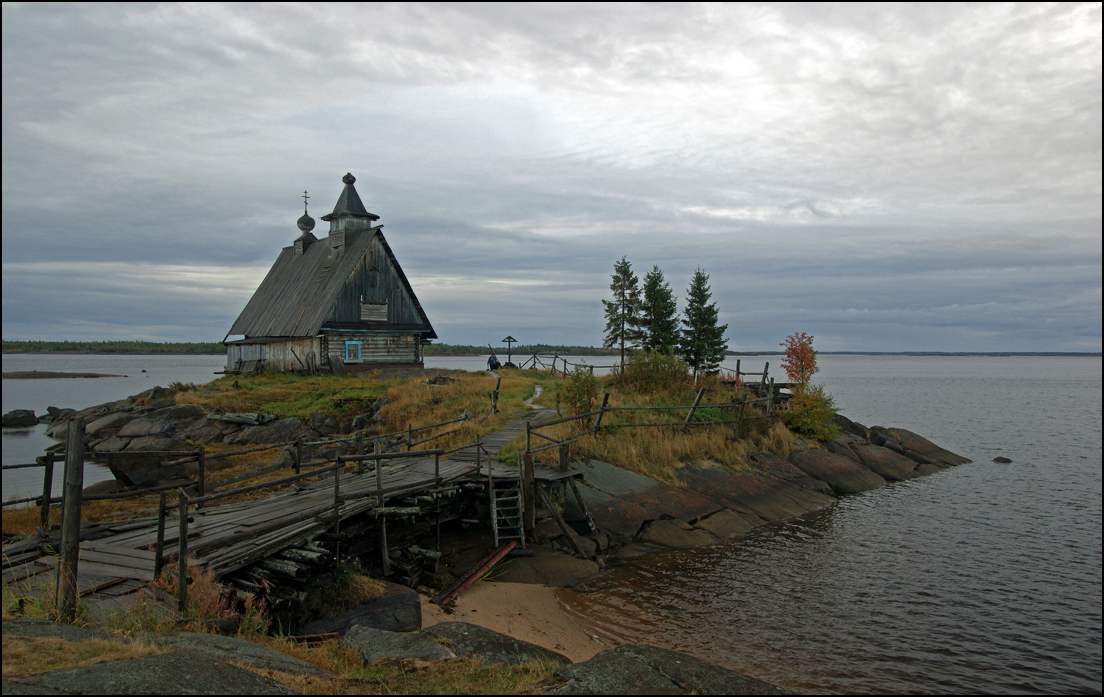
top-left (621, 351), bottom-right (690, 395)
top-left (780, 332), bottom-right (818, 385)
top-left (783, 384), bottom-right (840, 441)
top-left (559, 364), bottom-right (598, 417)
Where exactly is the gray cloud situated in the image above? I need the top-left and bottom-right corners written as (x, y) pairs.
top-left (2, 3), bottom-right (1100, 351)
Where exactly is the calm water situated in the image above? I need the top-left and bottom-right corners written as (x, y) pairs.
top-left (4, 354), bottom-right (1101, 694)
top-left (562, 356), bottom-right (1102, 694)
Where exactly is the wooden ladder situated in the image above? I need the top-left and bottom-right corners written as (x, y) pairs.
top-left (489, 467), bottom-right (525, 549)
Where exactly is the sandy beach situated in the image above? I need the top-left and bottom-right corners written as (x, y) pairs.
top-left (421, 581), bottom-right (607, 663)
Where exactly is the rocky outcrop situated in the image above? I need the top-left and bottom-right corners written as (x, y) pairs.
top-left (2, 409), bottom-right (38, 427)
top-left (297, 580), bottom-right (421, 635)
top-left (551, 644), bottom-right (790, 695)
top-left (6, 649), bottom-right (299, 695)
top-left (342, 625), bottom-right (457, 663)
top-left (788, 449), bottom-right (887, 495)
top-left (423, 622), bottom-right (571, 666)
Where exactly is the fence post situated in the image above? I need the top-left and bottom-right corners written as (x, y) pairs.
top-left (735, 359), bottom-right (741, 384)
top-left (197, 447), bottom-right (206, 504)
top-left (558, 443), bottom-right (570, 471)
top-left (592, 393), bottom-right (610, 433)
top-left (768, 377), bottom-right (775, 415)
top-left (39, 450), bottom-right (55, 533)
top-left (434, 452), bottom-right (440, 483)
top-left (522, 452), bottom-right (536, 534)
top-left (154, 492), bottom-right (166, 578)
top-left (682, 387), bottom-right (707, 433)
top-left (56, 418), bottom-right (85, 622)
top-left (177, 489), bottom-right (189, 613)
top-left (525, 421), bottom-right (531, 454)
top-left (333, 457), bottom-right (342, 534)
top-left (760, 362), bottom-right (769, 393)
top-left (407, 424), bottom-right (412, 451)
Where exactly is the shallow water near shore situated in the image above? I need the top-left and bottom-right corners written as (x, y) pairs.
top-left (563, 355), bottom-right (1102, 694)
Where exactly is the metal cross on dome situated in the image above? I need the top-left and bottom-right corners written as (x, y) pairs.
top-left (302, 190), bottom-right (310, 213)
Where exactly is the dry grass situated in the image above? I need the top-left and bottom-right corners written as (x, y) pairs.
top-left (243, 650), bottom-right (559, 695)
top-left (2, 635), bottom-right (165, 677)
top-left (176, 372), bottom-right (390, 421)
top-left (507, 376), bottom-right (798, 484)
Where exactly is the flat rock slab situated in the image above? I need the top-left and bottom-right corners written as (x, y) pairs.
top-left (551, 644), bottom-right (789, 695)
top-left (693, 508), bottom-right (764, 538)
top-left (1, 618), bottom-right (105, 643)
top-left (638, 519), bottom-right (715, 549)
top-left (493, 549), bottom-right (600, 587)
top-left (298, 579), bottom-right (420, 635)
top-left (423, 622), bottom-right (570, 666)
top-left (570, 461), bottom-right (723, 538)
top-left (889, 428), bottom-right (972, 466)
top-left (342, 625), bottom-right (456, 664)
top-left (8, 648), bottom-right (298, 695)
top-left (683, 455), bottom-right (836, 521)
top-left (788, 449), bottom-right (886, 495)
top-left (850, 443), bottom-right (919, 481)
top-left (141, 631), bottom-right (332, 677)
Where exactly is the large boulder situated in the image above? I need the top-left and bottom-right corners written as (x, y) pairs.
top-left (85, 411), bottom-right (136, 437)
top-left (341, 626), bottom-right (456, 664)
top-left (225, 417), bottom-right (318, 445)
top-left (298, 580), bottom-right (421, 635)
top-left (788, 449), bottom-right (886, 495)
top-left (423, 622), bottom-right (571, 666)
top-left (2, 409), bottom-right (38, 428)
top-left (551, 644), bottom-right (788, 695)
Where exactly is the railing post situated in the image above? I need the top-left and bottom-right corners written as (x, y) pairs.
top-left (177, 489), bottom-right (189, 613)
top-left (558, 443), bottom-right (570, 471)
top-left (760, 362), bottom-right (769, 393)
top-left (592, 393), bottom-right (610, 433)
top-left (736, 359), bottom-right (741, 384)
top-left (768, 377), bottom-right (775, 415)
top-left (434, 452), bottom-right (440, 483)
top-left (56, 418), bottom-right (84, 622)
top-left (196, 447), bottom-right (206, 505)
top-left (407, 424), bottom-right (412, 451)
top-left (333, 457), bottom-right (342, 535)
top-left (39, 450), bottom-right (55, 533)
top-left (525, 421), bottom-right (531, 454)
top-left (154, 492), bottom-right (166, 578)
top-left (522, 452), bottom-right (536, 534)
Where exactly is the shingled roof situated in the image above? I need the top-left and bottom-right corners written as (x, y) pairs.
top-left (225, 227), bottom-right (436, 340)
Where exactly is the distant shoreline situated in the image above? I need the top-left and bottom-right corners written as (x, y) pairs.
top-left (2, 371), bottom-right (128, 379)
top-left (3, 349), bottom-right (1099, 358)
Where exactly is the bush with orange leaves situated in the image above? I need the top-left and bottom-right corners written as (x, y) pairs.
top-left (780, 332), bottom-right (818, 386)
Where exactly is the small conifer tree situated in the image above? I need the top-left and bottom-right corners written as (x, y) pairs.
top-left (640, 265), bottom-right (679, 353)
top-left (679, 268), bottom-right (728, 377)
top-left (602, 256), bottom-right (643, 373)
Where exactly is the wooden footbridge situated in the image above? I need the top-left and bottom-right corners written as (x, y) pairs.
top-left (2, 393), bottom-right (578, 618)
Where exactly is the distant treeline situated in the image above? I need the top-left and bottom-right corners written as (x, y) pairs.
top-left (426, 343), bottom-right (620, 356)
top-left (3, 340), bottom-right (224, 355)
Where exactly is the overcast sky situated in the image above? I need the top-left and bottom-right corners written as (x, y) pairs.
top-left (3, 3), bottom-right (1100, 351)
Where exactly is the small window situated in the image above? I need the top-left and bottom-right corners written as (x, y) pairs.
top-left (345, 341), bottom-right (361, 362)
top-left (369, 266), bottom-right (380, 288)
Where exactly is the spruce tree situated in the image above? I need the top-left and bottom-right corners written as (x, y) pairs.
top-left (640, 265), bottom-right (679, 353)
top-left (679, 268), bottom-right (728, 377)
top-left (602, 256), bottom-right (643, 372)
